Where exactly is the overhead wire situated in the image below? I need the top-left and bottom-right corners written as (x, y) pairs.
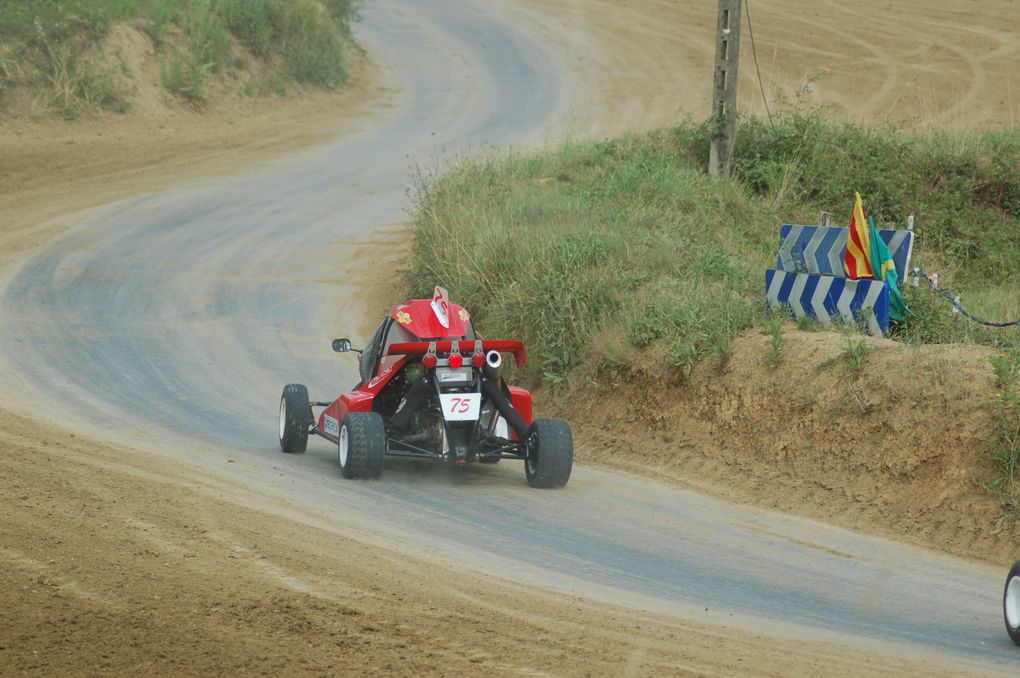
top-left (743, 0), bottom-right (775, 130)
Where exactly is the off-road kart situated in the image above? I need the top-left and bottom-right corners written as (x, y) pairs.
top-left (278, 287), bottom-right (572, 488)
top-left (1005, 560), bottom-right (1020, 645)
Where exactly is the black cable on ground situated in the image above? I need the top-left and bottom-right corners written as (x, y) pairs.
top-left (744, 0), bottom-right (775, 130)
top-left (911, 268), bottom-right (1020, 328)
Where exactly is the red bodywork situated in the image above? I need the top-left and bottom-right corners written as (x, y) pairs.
top-left (391, 299), bottom-right (471, 339)
top-left (316, 301), bottom-right (532, 444)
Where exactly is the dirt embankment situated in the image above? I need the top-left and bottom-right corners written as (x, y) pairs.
top-left (570, 330), bottom-right (1017, 565)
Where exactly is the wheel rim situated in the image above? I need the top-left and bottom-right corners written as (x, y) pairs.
top-left (338, 424), bottom-right (349, 468)
top-left (1007, 575), bottom-right (1020, 629)
top-left (278, 396), bottom-right (287, 440)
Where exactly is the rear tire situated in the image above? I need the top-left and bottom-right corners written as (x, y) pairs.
top-left (279, 384), bottom-right (311, 454)
top-left (338, 412), bottom-right (387, 479)
top-left (1004, 560), bottom-right (1020, 645)
top-left (525, 419), bottom-right (573, 488)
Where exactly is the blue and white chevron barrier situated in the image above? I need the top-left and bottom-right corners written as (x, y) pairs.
top-left (776, 224), bottom-right (913, 280)
top-left (766, 222), bottom-right (913, 337)
top-left (766, 269), bottom-right (891, 336)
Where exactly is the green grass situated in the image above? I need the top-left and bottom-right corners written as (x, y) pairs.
top-left (724, 110), bottom-right (1020, 285)
top-left (0, 0), bottom-right (141, 42)
top-left (408, 110), bottom-right (1020, 389)
top-left (0, 0), bottom-right (140, 117)
top-left (407, 136), bottom-right (776, 384)
top-left (0, 0), bottom-right (361, 113)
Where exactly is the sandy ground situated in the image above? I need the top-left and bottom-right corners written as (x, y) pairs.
top-left (518, 0), bottom-right (1020, 137)
top-left (0, 43), bottom-right (391, 276)
top-left (4, 408), bottom-right (990, 677)
top-left (3, 0), bottom-right (1020, 675)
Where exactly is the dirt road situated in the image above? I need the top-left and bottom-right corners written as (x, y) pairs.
top-left (3, 1), bottom-right (1020, 675)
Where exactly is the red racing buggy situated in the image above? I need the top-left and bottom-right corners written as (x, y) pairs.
top-left (277, 287), bottom-right (573, 488)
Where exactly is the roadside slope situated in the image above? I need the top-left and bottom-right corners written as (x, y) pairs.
top-left (570, 331), bottom-right (1018, 566)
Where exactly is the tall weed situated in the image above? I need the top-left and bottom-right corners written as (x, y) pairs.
top-left (220, 0), bottom-right (273, 55)
top-left (279, 0), bottom-right (348, 87)
top-left (988, 349), bottom-right (1020, 525)
top-left (161, 49), bottom-right (208, 102)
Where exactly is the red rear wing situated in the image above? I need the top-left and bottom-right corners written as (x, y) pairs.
top-left (386, 340), bottom-right (526, 368)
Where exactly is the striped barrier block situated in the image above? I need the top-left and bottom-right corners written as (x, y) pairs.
top-left (766, 269), bottom-right (890, 337)
top-left (776, 224), bottom-right (913, 280)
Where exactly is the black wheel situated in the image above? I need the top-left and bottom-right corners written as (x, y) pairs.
top-left (1004, 560), bottom-right (1020, 645)
top-left (279, 384), bottom-right (311, 454)
top-left (525, 419), bottom-right (573, 488)
top-left (338, 412), bottom-right (387, 479)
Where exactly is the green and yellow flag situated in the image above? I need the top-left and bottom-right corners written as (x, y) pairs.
top-left (867, 213), bottom-right (910, 323)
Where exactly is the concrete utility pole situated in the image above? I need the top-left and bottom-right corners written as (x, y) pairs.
top-left (708, 0), bottom-right (742, 176)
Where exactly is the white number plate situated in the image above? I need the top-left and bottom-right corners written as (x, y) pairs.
top-left (439, 393), bottom-right (481, 421)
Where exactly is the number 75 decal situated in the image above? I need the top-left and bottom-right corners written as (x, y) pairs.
top-left (439, 393), bottom-right (481, 421)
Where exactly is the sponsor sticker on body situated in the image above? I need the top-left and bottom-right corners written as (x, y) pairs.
top-left (323, 415), bottom-right (340, 436)
top-left (439, 393), bottom-right (481, 421)
top-left (431, 286), bottom-right (451, 328)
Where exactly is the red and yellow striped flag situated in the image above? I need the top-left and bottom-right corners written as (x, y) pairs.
top-left (844, 192), bottom-right (874, 279)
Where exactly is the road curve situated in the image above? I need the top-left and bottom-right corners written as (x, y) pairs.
top-left (0, 1), bottom-right (1015, 674)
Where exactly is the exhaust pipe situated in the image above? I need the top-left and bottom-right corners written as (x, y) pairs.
top-left (482, 376), bottom-right (529, 440)
top-left (483, 349), bottom-right (503, 381)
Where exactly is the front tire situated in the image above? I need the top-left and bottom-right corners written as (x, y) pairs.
top-left (279, 384), bottom-right (311, 454)
top-left (525, 419), bottom-right (573, 488)
top-left (338, 412), bottom-right (387, 479)
top-left (1004, 560), bottom-right (1020, 645)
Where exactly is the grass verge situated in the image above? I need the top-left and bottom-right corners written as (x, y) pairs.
top-left (408, 110), bottom-right (1020, 385)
